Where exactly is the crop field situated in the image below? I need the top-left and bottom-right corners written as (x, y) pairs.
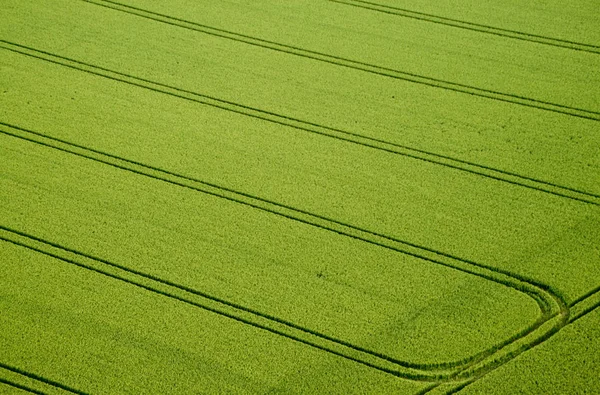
top-left (0, 0), bottom-right (599, 394)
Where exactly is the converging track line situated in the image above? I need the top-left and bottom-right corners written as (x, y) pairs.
top-left (0, 122), bottom-right (570, 382)
top-left (80, 0), bottom-right (600, 121)
top-left (329, 0), bottom-right (600, 54)
top-left (1, 41), bottom-right (599, 206)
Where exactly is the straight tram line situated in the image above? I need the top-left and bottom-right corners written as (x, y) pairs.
top-left (1, 41), bottom-right (599, 207)
top-left (81, 0), bottom-right (600, 121)
top-left (329, 0), bottom-right (600, 54)
top-left (0, 223), bottom-right (563, 385)
top-left (0, 231), bottom-right (437, 381)
top-left (3, 4), bottom-right (599, 394)
top-left (0, 377), bottom-right (48, 395)
top-left (0, 363), bottom-right (87, 395)
top-left (0, 121), bottom-right (570, 381)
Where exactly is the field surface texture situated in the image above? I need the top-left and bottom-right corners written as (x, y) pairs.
top-left (1, 0), bottom-right (599, 394)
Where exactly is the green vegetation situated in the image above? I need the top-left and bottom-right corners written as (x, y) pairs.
top-left (0, 133), bottom-right (541, 368)
top-left (461, 309), bottom-right (600, 394)
top-left (359, 0), bottom-right (600, 46)
top-left (2, 0), bottom-right (600, 195)
top-left (0, 241), bottom-right (427, 393)
top-left (1, 0), bottom-right (598, 393)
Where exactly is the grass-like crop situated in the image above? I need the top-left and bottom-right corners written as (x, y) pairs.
top-left (1, 0), bottom-right (598, 393)
top-left (0, 133), bottom-right (541, 367)
top-left (460, 308), bottom-right (600, 394)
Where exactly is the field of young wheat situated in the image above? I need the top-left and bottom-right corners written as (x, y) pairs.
top-left (1, 1), bottom-right (599, 393)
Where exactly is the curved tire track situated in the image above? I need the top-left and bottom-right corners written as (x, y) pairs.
top-left (429, 289), bottom-right (600, 392)
top-left (0, 122), bottom-right (568, 381)
top-left (330, 0), bottom-right (600, 54)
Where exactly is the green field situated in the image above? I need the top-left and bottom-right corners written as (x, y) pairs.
top-left (1, 0), bottom-right (599, 393)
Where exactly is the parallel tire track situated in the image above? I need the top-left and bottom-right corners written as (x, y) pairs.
top-left (2, 4), bottom-right (597, 393)
top-left (0, 231), bottom-right (423, 381)
top-left (1, 41), bottom-right (599, 207)
top-left (569, 286), bottom-right (600, 323)
top-left (4, 230), bottom-right (463, 382)
top-left (0, 363), bottom-right (87, 395)
top-left (415, 383), bottom-right (440, 395)
top-left (0, 378), bottom-right (46, 395)
top-left (570, 300), bottom-right (600, 324)
top-left (445, 380), bottom-right (476, 394)
top-left (80, 0), bottom-right (600, 121)
top-left (569, 285), bottom-right (600, 307)
top-left (330, 0), bottom-right (600, 54)
top-left (431, 288), bottom-right (600, 393)
top-left (0, 122), bottom-right (568, 381)
top-left (0, 227), bottom-right (556, 383)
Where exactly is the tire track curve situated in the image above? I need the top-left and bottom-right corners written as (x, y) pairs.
top-left (1, 42), bottom-right (599, 206)
top-left (330, 0), bottom-right (600, 54)
top-left (426, 288), bottom-right (600, 393)
top-left (0, 225), bottom-right (560, 383)
top-left (0, 122), bottom-right (568, 381)
top-left (79, 0), bottom-right (600, 121)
